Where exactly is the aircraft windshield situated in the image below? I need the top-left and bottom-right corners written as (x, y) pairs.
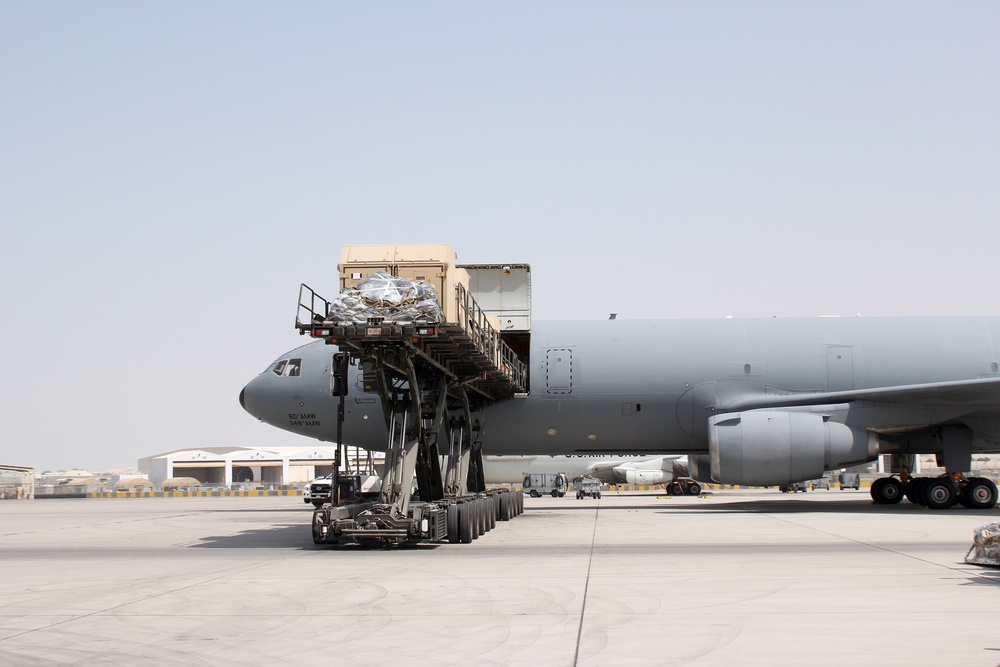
top-left (270, 358), bottom-right (301, 377)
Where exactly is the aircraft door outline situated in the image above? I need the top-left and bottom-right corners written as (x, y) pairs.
top-left (545, 348), bottom-right (573, 395)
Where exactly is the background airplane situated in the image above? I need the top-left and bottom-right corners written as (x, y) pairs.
top-left (482, 454), bottom-right (696, 494)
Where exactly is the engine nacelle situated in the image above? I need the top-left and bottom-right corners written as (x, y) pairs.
top-left (614, 468), bottom-right (669, 485)
top-left (708, 409), bottom-right (876, 486)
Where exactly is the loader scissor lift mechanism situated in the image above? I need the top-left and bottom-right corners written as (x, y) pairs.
top-left (296, 282), bottom-right (526, 546)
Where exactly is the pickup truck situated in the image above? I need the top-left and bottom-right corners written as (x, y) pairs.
top-left (303, 474), bottom-right (333, 506)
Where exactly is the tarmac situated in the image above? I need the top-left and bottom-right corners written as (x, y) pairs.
top-left (2, 488), bottom-right (1000, 666)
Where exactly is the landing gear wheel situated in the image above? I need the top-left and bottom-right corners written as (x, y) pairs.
top-left (685, 482), bottom-right (702, 496)
top-left (960, 477), bottom-right (999, 509)
top-left (924, 478), bottom-right (956, 510)
top-left (871, 477), bottom-right (904, 504)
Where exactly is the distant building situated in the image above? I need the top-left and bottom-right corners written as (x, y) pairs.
top-left (139, 446), bottom-right (362, 487)
top-left (0, 466), bottom-right (34, 499)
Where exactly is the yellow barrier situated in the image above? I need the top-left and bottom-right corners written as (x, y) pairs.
top-left (88, 489), bottom-right (304, 499)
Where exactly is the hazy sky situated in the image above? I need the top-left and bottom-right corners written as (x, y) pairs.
top-left (2, 2), bottom-right (998, 472)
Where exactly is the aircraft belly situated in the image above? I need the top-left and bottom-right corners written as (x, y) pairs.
top-left (482, 393), bottom-right (691, 455)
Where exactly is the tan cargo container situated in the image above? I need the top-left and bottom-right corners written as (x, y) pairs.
top-left (338, 244), bottom-right (469, 324)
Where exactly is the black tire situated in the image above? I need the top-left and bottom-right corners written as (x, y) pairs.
top-left (530, 490), bottom-right (539, 498)
top-left (458, 503), bottom-right (474, 543)
top-left (447, 503), bottom-right (460, 543)
top-left (924, 478), bottom-right (956, 510)
top-left (686, 482), bottom-right (702, 496)
top-left (960, 477), bottom-right (999, 509)
top-left (596, 492), bottom-right (601, 499)
top-left (471, 502), bottom-right (481, 540)
top-left (479, 499), bottom-right (489, 534)
top-left (871, 477), bottom-right (904, 504)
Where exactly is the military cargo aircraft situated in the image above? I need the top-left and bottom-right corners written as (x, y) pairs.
top-left (241, 315), bottom-right (1000, 510)
top-left (482, 454), bottom-right (687, 490)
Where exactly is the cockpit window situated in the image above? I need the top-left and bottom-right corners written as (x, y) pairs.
top-left (271, 358), bottom-right (302, 377)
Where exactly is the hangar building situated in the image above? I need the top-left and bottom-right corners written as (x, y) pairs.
top-left (139, 447), bottom-right (346, 487)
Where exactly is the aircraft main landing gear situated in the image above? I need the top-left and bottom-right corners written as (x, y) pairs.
top-left (871, 474), bottom-right (998, 510)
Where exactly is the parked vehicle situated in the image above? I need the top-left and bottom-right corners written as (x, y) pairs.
top-left (304, 474), bottom-right (333, 506)
top-left (523, 472), bottom-right (568, 498)
top-left (840, 472), bottom-right (861, 490)
top-left (780, 480), bottom-right (810, 493)
top-left (304, 473), bottom-right (382, 506)
top-left (575, 476), bottom-right (602, 499)
top-left (810, 476), bottom-right (833, 490)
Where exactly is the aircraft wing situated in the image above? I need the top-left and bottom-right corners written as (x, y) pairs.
top-left (724, 376), bottom-right (1000, 412)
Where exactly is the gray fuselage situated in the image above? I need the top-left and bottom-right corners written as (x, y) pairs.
top-left (241, 316), bottom-right (1000, 457)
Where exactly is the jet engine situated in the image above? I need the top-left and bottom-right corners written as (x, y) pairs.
top-left (707, 409), bottom-right (876, 486)
top-left (612, 468), bottom-right (669, 486)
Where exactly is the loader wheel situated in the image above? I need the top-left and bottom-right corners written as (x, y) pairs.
top-left (458, 503), bottom-right (474, 543)
top-left (447, 503), bottom-right (460, 543)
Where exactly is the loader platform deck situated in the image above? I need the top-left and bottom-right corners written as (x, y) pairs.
top-left (297, 283), bottom-right (527, 402)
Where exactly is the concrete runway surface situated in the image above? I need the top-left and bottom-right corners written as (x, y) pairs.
top-left (2, 489), bottom-right (1000, 666)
